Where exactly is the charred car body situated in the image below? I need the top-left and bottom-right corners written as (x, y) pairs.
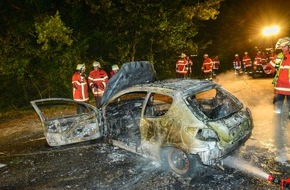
top-left (31, 61), bottom-right (253, 176)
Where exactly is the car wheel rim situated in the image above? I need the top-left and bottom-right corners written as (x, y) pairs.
top-left (167, 148), bottom-right (190, 175)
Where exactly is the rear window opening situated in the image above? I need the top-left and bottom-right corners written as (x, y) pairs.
top-left (187, 88), bottom-right (242, 120)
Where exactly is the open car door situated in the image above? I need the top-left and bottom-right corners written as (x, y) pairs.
top-left (30, 98), bottom-right (103, 146)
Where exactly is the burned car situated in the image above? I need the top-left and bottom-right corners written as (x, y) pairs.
top-left (31, 61), bottom-right (253, 176)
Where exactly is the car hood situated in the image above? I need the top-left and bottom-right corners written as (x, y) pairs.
top-left (101, 61), bottom-right (156, 105)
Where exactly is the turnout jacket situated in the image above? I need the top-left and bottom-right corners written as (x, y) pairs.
top-left (273, 51), bottom-right (290, 95)
top-left (242, 55), bottom-right (252, 68)
top-left (88, 69), bottom-right (108, 97)
top-left (176, 58), bottom-right (189, 74)
top-left (202, 57), bottom-right (213, 73)
top-left (72, 72), bottom-right (89, 102)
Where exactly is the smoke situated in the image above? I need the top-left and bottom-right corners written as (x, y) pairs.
top-left (223, 156), bottom-right (269, 180)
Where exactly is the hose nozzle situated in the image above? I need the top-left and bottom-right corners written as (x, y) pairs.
top-left (268, 175), bottom-right (280, 184)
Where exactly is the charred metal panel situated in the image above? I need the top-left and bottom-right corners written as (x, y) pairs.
top-left (30, 98), bottom-right (101, 146)
top-left (102, 61), bottom-right (156, 105)
top-left (44, 113), bottom-right (100, 146)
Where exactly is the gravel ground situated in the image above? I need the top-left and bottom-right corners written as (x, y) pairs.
top-left (1, 73), bottom-right (290, 190)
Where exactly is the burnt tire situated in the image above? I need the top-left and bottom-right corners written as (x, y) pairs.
top-left (161, 147), bottom-right (200, 176)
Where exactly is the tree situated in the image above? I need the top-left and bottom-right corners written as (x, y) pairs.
top-left (0, 0), bottom-right (223, 110)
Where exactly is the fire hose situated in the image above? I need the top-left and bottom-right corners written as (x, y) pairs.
top-left (268, 175), bottom-right (290, 189)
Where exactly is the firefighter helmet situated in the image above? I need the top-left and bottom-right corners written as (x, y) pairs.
top-left (235, 54), bottom-right (239, 57)
top-left (180, 53), bottom-right (186, 58)
top-left (93, 61), bottom-right (101, 68)
top-left (275, 37), bottom-right (290, 49)
top-left (245, 52), bottom-right (248, 54)
top-left (112, 64), bottom-right (119, 71)
top-left (76, 64), bottom-right (85, 71)
top-left (203, 54), bottom-right (208, 57)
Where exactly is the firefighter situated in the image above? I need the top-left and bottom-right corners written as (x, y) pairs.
top-left (176, 53), bottom-right (189, 78)
top-left (261, 51), bottom-right (268, 65)
top-left (88, 61), bottom-right (109, 108)
top-left (233, 54), bottom-right (242, 75)
top-left (212, 55), bottom-right (220, 77)
top-left (264, 49), bottom-right (276, 76)
top-left (272, 37), bottom-right (290, 163)
top-left (110, 64), bottom-right (119, 78)
top-left (273, 37), bottom-right (290, 116)
top-left (254, 51), bottom-right (263, 73)
top-left (186, 55), bottom-right (193, 78)
top-left (242, 52), bottom-right (252, 74)
top-left (201, 54), bottom-right (213, 80)
top-left (72, 64), bottom-right (89, 114)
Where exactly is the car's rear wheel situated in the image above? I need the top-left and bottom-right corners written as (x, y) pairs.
top-left (162, 147), bottom-right (199, 176)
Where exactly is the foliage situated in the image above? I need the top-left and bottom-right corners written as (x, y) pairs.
top-left (0, 0), bottom-right (222, 110)
top-left (35, 11), bottom-right (73, 51)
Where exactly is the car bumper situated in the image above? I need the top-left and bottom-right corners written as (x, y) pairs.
top-left (194, 131), bottom-right (252, 166)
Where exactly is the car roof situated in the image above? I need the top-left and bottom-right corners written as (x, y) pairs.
top-left (119, 79), bottom-right (217, 96)
top-left (102, 61), bottom-right (218, 105)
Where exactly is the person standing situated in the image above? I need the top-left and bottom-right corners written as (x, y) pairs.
top-left (110, 64), bottom-right (119, 78)
top-left (201, 54), bottom-right (213, 80)
top-left (254, 51), bottom-right (263, 73)
top-left (88, 61), bottom-right (109, 108)
top-left (72, 64), bottom-right (89, 114)
top-left (264, 49), bottom-right (276, 76)
top-left (272, 37), bottom-right (290, 163)
top-left (233, 54), bottom-right (242, 75)
top-left (242, 52), bottom-right (252, 74)
top-left (186, 55), bottom-right (193, 78)
top-left (176, 53), bottom-right (189, 78)
top-left (211, 55), bottom-right (220, 77)
top-left (261, 51), bottom-right (268, 65)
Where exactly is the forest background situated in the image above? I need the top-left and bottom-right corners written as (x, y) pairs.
top-left (1, 0), bottom-right (289, 110)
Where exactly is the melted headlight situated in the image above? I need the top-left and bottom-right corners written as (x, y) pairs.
top-left (196, 128), bottom-right (219, 142)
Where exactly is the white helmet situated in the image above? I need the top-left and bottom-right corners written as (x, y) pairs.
top-left (203, 54), bottom-right (208, 57)
top-left (76, 64), bottom-right (85, 71)
top-left (180, 53), bottom-right (186, 58)
top-left (112, 64), bottom-right (119, 71)
top-left (235, 54), bottom-right (239, 57)
top-left (244, 52), bottom-right (248, 54)
top-left (275, 37), bottom-right (290, 49)
top-left (93, 61), bottom-right (101, 68)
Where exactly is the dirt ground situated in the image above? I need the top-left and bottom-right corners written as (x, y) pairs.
top-left (1, 72), bottom-right (290, 190)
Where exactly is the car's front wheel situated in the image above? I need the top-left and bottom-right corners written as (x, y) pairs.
top-left (162, 147), bottom-right (200, 176)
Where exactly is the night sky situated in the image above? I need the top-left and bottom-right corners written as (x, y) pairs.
top-left (220, 0), bottom-right (290, 45)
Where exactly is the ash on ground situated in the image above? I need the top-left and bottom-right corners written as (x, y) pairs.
top-left (1, 76), bottom-right (290, 190)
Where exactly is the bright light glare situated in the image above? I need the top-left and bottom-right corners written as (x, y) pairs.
top-left (262, 25), bottom-right (280, 36)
